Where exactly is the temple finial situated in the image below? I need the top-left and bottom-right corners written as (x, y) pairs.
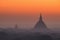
top-left (40, 13), bottom-right (42, 21)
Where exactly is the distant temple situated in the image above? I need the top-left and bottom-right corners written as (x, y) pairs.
top-left (34, 13), bottom-right (48, 33)
top-left (15, 24), bottom-right (18, 30)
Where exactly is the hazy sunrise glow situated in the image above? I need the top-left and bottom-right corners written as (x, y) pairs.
top-left (0, 0), bottom-right (60, 14)
top-left (0, 0), bottom-right (60, 29)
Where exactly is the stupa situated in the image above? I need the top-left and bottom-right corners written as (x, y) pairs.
top-left (34, 13), bottom-right (48, 33)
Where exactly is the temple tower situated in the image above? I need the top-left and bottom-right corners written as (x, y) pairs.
top-left (34, 13), bottom-right (48, 33)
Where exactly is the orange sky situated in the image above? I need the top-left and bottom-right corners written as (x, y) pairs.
top-left (0, 0), bottom-right (60, 14)
top-left (0, 0), bottom-right (60, 29)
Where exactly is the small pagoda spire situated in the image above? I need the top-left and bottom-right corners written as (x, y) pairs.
top-left (15, 24), bottom-right (18, 29)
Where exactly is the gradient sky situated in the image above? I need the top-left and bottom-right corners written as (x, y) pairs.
top-left (0, 0), bottom-right (60, 30)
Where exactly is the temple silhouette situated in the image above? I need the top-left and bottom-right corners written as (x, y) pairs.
top-left (34, 13), bottom-right (48, 33)
top-left (15, 24), bottom-right (18, 30)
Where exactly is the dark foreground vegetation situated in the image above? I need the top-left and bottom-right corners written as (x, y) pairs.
top-left (0, 30), bottom-right (60, 40)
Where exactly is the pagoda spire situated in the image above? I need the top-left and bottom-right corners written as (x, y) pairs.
top-left (34, 13), bottom-right (48, 33)
top-left (39, 13), bottom-right (43, 21)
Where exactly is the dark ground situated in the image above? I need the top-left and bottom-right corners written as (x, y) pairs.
top-left (0, 30), bottom-right (60, 40)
